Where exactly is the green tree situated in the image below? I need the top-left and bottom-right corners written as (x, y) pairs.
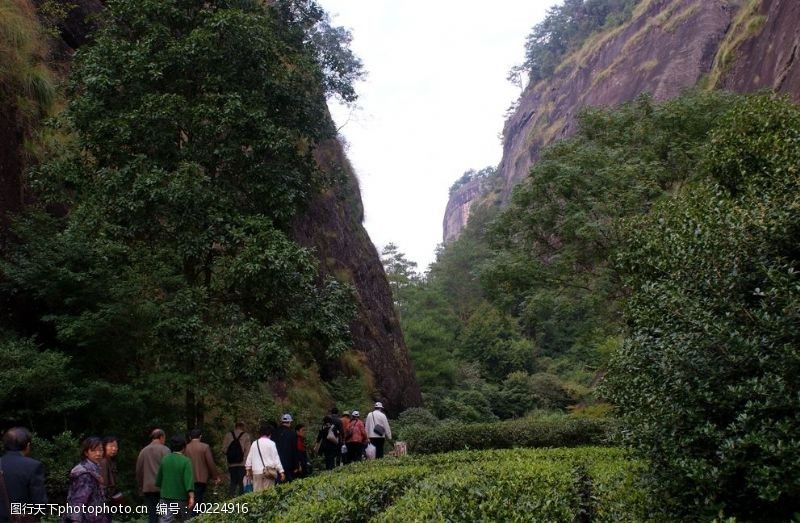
top-left (1, 0), bottom-right (355, 436)
top-left (272, 0), bottom-right (365, 104)
top-left (604, 95), bottom-right (800, 519)
top-left (458, 303), bottom-right (535, 383)
top-left (380, 242), bottom-right (419, 312)
top-left (485, 91), bottom-right (739, 372)
top-left (401, 281), bottom-right (459, 393)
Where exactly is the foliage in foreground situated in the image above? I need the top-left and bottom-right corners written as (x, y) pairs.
top-left (605, 94), bottom-right (800, 519)
top-left (198, 447), bottom-right (650, 522)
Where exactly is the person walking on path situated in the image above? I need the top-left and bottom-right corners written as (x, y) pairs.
top-left (155, 435), bottom-right (194, 523)
top-left (345, 411), bottom-right (367, 464)
top-left (315, 416), bottom-right (340, 471)
top-left (365, 402), bottom-right (392, 459)
top-left (339, 412), bottom-right (351, 465)
top-left (183, 429), bottom-right (219, 508)
top-left (271, 415), bottom-right (298, 482)
top-left (294, 425), bottom-right (311, 479)
top-left (62, 437), bottom-right (107, 523)
top-left (0, 427), bottom-right (47, 523)
top-left (244, 424), bottom-right (283, 492)
top-left (221, 422), bottom-right (250, 497)
top-left (328, 408), bottom-right (344, 466)
top-left (136, 429), bottom-right (170, 523)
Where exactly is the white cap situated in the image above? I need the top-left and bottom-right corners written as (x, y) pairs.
top-left (281, 413), bottom-right (293, 423)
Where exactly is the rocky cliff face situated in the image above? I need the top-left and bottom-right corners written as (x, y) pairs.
top-left (0, 1), bottom-right (421, 416)
top-left (718, 0), bottom-right (800, 102)
top-left (442, 176), bottom-right (488, 244)
top-left (497, 0), bottom-right (731, 201)
top-left (294, 141), bottom-right (423, 414)
top-left (443, 0), bottom-right (800, 241)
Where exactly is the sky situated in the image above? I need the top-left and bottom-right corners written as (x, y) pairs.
top-left (318, 0), bottom-right (559, 271)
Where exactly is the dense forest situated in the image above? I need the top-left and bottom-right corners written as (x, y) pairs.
top-left (389, 90), bottom-right (800, 520)
top-left (1, 0), bottom-right (371, 500)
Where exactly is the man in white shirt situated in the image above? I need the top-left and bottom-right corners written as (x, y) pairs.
top-left (244, 424), bottom-right (284, 491)
top-left (365, 402), bottom-right (392, 459)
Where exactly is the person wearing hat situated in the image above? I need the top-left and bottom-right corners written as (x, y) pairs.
top-left (271, 414), bottom-right (299, 482)
top-left (366, 402), bottom-right (392, 459)
top-left (344, 411), bottom-right (367, 463)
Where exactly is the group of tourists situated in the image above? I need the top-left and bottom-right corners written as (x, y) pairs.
top-left (0, 402), bottom-right (392, 522)
top-left (0, 427), bottom-right (123, 523)
top-left (314, 402), bottom-right (393, 472)
top-left (227, 402), bottom-right (393, 495)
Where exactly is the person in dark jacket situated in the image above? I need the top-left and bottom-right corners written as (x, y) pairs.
top-left (315, 416), bottom-right (341, 471)
top-left (271, 414), bottom-right (298, 482)
top-left (328, 408), bottom-right (345, 466)
top-left (63, 437), bottom-right (107, 523)
top-left (99, 436), bottom-right (122, 522)
top-left (0, 427), bottom-right (47, 523)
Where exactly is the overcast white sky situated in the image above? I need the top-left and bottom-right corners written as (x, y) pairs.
top-left (318, 1), bottom-right (559, 270)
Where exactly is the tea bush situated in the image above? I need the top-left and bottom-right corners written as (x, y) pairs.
top-left (402, 416), bottom-right (616, 454)
top-left (198, 447), bottom-right (649, 522)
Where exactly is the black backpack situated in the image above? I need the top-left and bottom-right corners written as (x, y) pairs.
top-left (226, 431), bottom-right (244, 464)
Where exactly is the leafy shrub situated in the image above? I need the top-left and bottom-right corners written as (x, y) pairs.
top-left (403, 416), bottom-right (616, 455)
top-left (30, 431), bottom-right (80, 503)
top-left (396, 407), bottom-right (439, 427)
top-left (605, 94), bottom-right (800, 519)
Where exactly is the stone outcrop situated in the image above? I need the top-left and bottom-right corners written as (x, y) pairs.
top-left (443, 0), bottom-right (800, 242)
top-left (497, 0), bottom-right (732, 202)
top-left (294, 140), bottom-right (422, 415)
top-left (442, 176), bottom-right (488, 244)
top-left (719, 0), bottom-right (800, 103)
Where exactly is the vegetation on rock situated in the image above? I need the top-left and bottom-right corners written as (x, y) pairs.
top-left (1, 0), bottom-right (358, 457)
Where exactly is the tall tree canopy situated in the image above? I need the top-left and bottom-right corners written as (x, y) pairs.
top-left (0, 0), bottom-right (355, 436)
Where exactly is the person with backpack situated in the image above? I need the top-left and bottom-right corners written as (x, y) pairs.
top-left (365, 402), bottom-right (392, 459)
top-left (315, 416), bottom-right (341, 470)
top-left (345, 411), bottom-right (368, 463)
top-left (221, 422), bottom-right (251, 497)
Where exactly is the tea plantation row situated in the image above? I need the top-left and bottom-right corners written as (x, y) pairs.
top-left (199, 447), bottom-right (651, 522)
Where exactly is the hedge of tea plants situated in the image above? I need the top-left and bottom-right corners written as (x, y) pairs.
top-left (399, 416), bottom-right (616, 454)
top-left (199, 447), bottom-right (653, 522)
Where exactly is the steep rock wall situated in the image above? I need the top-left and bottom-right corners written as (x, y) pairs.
top-left (719, 0), bottom-right (800, 102)
top-left (293, 140), bottom-right (422, 415)
top-left (442, 176), bottom-right (488, 244)
top-left (497, 0), bottom-right (732, 201)
top-left (443, 0), bottom-right (800, 242)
